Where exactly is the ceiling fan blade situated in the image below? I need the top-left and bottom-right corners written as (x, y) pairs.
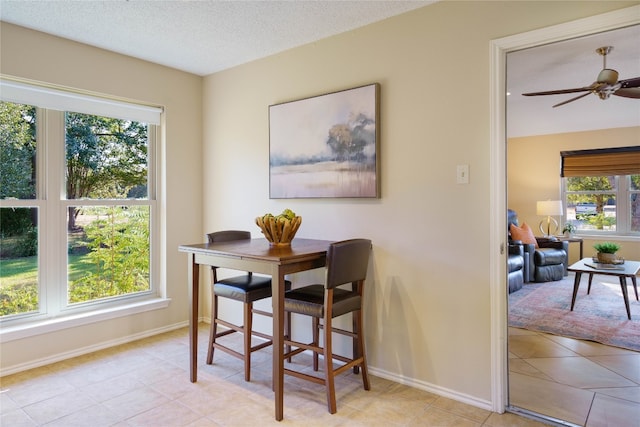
top-left (552, 91), bottom-right (592, 108)
top-left (619, 76), bottom-right (640, 89)
top-left (523, 85), bottom-right (594, 96)
top-left (614, 88), bottom-right (640, 99)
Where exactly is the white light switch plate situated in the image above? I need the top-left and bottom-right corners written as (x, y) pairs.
top-left (457, 164), bottom-right (469, 184)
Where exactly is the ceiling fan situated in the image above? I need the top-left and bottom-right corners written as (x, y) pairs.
top-left (523, 46), bottom-right (640, 107)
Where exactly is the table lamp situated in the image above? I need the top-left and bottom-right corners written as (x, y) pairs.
top-left (537, 200), bottom-right (563, 236)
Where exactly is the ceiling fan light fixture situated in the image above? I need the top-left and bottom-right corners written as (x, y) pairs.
top-left (597, 68), bottom-right (618, 85)
top-left (522, 44), bottom-right (639, 107)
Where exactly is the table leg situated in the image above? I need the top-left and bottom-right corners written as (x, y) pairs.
top-left (571, 272), bottom-right (582, 311)
top-left (587, 273), bottom-right (594, 294)
top-left (271, 266), bottom-right (285, 421)
top-left (619, 276), bottom-right (631, 320)
top-left (632, 276), bottom-right (639, 301)
top-left (188, 254), bottom-right (200, 382)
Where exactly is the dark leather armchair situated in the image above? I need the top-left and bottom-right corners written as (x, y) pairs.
top-left (508, 242), bottom-right (525, 293)
top-left (508, 209), bottom-right (568, 282)
top-left (525, 236), bottom-right (569, 282)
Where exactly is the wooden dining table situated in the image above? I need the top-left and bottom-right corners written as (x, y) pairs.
top-left (178, 238), bottom-right (333, 421)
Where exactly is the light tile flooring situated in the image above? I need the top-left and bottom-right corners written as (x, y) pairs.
top-left (509, 327), bottom-right (640, 427)
top-left (0, 324), bottom-right (552, 427)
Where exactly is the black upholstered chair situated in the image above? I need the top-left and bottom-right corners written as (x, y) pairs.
top-left (283, 238), bottom-right (372, 414)
top-left (206, 230), bottom-right (290, 382)
top-left (508, 209), bottom-right (568, 282)
top-left (508, 243), bottom-right (525, 293)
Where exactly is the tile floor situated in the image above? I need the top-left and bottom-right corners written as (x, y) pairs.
top-left (509, 327), bottom-right (640, 427)
top-left (0, 324), bottom-right (552, 427)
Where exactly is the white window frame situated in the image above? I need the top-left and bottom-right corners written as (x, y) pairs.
top-left (562, 174), bottom-right (638, 236)
top-left (0, 78), bottom-right (167, 333)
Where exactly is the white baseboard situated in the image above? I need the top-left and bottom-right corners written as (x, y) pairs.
top-left (368, 366), bottom-right (493, 412)
top-left (0, 320), bottom-right (188, 377)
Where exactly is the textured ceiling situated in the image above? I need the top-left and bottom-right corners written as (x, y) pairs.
top-left (0, 0), bottom-right (433, 76)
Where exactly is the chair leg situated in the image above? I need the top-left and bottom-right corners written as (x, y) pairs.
top-left (244, 302), bottom-right (253, 382)
top-left (354, 308), bottom-right (370, 390)
top-left (352, 312), bottom-right (359, 374)
top-left (207, 293), bottom-right (218, 364)
top-left (312, 317), bottom-right (320, 371)
top-left (285, 310), bottom-right (292, 363)
top-left (323, 314), bottom-right (337, 414)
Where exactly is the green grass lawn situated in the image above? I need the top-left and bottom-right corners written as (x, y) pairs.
top-left (1, 255), bottom-right (98, 316)
top-left (0, 255), bottom-right (95, 287)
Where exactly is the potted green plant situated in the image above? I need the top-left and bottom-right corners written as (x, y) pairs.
top-left (593, 241), bottom-right (620, 264)
top-left (562, 223), bottom-right (576, 237)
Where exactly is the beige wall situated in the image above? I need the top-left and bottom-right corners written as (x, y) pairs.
top-left (508, 127), bottom-right (640, 264)
top-left (201, 1), bottom-right (637, 406)
top-left (1, 0), bottom-right (637, 410)
top-left (0, 23), bottom-right (203, 369)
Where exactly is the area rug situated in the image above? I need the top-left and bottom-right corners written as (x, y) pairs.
top-left (508, 274), bottom-right (640, 352)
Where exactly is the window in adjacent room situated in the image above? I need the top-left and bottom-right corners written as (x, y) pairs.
top-left (561, 147), bottom-right (640, 235)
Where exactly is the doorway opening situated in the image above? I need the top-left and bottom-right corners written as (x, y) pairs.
top-left (490, 6), bottom-right (640, 426)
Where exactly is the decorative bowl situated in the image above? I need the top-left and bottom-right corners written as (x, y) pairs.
top-left (255, 214), bottom-right (302, 246)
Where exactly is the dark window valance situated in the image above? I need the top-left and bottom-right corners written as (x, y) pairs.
top-left (560, 146), bottom-right (640, 177)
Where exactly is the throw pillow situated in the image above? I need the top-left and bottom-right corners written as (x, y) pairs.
top-left (510, 222), bottom-right (538, 248)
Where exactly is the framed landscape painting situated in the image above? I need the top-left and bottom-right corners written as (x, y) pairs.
top-left (269, 83), bottom-right (380, 198)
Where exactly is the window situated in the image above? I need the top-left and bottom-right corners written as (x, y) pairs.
top-left (561, 147), bottom-right (640, 236)
top-left (0, 101), bottom-right (38, 317)
top-left (0, 79), bottom-right (162, 323)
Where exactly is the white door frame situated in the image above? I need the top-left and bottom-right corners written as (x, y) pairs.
top-left (489, 5), bottom-right (640, 412)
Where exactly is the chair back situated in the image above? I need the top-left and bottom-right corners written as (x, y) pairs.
top-left (325, 239), bottom-right (371, 290)
top-left (207, 230), bottom-right (252, 282)
top-left (207, 230), bottom-right (251, 243)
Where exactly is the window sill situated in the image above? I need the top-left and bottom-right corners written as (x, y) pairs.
top-left (0, 298), bottom-right (171, 343)
top-left (574, 234), bottom-right (639, 243)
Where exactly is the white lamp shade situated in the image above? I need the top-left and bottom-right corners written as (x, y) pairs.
top-left (537, 200), bottom-right (563, 216)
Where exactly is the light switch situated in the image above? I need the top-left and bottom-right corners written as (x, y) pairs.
top-left (457, 164), bottom-right (469, 184)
